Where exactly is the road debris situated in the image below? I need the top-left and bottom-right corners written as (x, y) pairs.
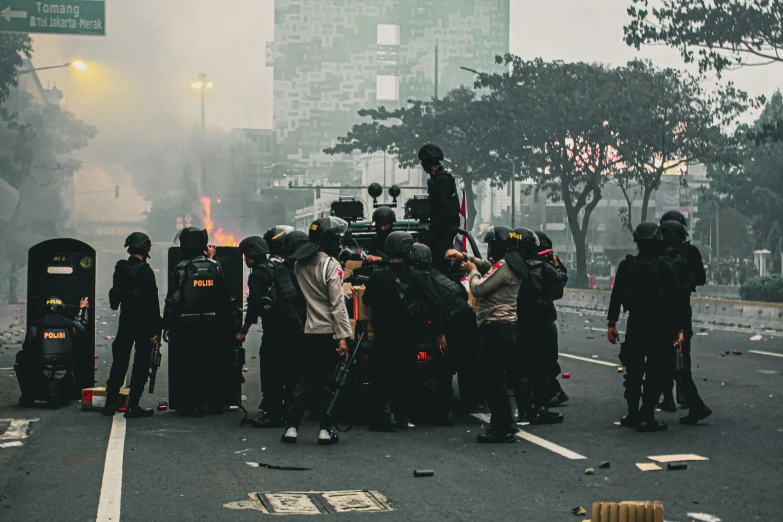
top-left (571, 506), bottom-right (587, 516)
top-left (616, 367), bottom-right (623, 372)
top-left (414, 470), bottom-right (434, 477)
top-left (667, 462), bottom-right (687, 470)
top-left (750, 334), bottom-right (763, 341)
top-left (635, 463), bottom-right (661, 471)
top-left (733, 350), bottom-right (742, 355)
top-left (245, 462), bottom-right (310, 471)
top-left (687, 513), bottom-right (722, 522)
top-left (647, 454), bottom-right (708, 463)
top-left (584, 468), bottom-right (595, 475)
top-left (599, 461), bottom-right (610, 469)
top-left (562, 373), bottom-right (571, 379)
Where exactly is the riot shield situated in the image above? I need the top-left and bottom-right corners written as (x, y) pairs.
top-left (166, 247), bottom-right (244, 410)
top-left (27, 238), bottom-right (96, 398)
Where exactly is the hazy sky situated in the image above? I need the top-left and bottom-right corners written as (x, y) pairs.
top-left (26, 0), bottom-right (781, 220)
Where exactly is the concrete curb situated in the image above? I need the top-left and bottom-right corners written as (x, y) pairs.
top-left (560, 289), bottom-right (783, 332)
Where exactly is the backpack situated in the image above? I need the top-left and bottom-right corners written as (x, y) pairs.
top-left (109, 259), bottom-right (146, 311)
top-left (179, 259), bottom-right (221, 318)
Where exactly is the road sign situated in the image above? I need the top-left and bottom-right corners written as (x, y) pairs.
top-left (0, 0), bottom-right (105, 36)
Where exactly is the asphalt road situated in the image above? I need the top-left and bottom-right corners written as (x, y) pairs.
top-left (1, 248), bottom-right (782, 521)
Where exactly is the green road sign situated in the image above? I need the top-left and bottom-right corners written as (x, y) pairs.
top-left (0, 0), bottom-right (105, 36)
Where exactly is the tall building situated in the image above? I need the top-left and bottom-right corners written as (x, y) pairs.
top-left (272, 0), bottom-right (510, 170)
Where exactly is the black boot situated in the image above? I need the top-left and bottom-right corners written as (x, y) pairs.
top-left (657, 397), bottom-right (677, 412)
top-left (530, 406), bottom-right (564, 425)
top-left (477, 427), bottom-right (517, 443)
top-left (102, 393), bottom-right (118, 416)
top-left (249, 412), bottom-right (287, 428)
top-left (125, 405), bottom-right (154, 418)
top-left (636, 419), bottom-right (668, 432)
top-left (548, 390), bottom-right (570, 407)
top-left (680, 404), bottom-right (712, 425)
top-left (317, 428), bottom-right (340, 446)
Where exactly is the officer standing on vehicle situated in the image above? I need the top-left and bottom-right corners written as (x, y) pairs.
top-left (281, 217), bottom-right (352, 445)
top-left (103, 232), bottom-right (161, 418)
top-left (16, 296), bottom-right (90, 407)
top-left (660, 220), bottom-right (712, 425)
top-left (162, 227), bottom-right (231, 417)
top-left (364, 206), bottom-right (396, 264)
top-left (459, 226), bottom-right (526, 443)
top-left (407, 243), bottom-right (478, 422)
top-left (517, 229), bottom-right (568, 424)
top-left (607, 222), bottom-right (689, 432)
top-left (364, 232), bottom-right (444, 431)
top-left (418, 144), bottom-right (461, 269)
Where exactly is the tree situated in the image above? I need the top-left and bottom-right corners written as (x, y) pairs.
top-left (477, 56), bottom-right (624, 288)
top-left (625, 0), bottom-right (783, 75)
top-left (325, 86), bottom-right (506, 230)
top-left (708, 90), bottom-right (783, 255)
top-left (0, 33), bottom-right (32, 105)
top-left (611, 59), bottom-right (751, 231)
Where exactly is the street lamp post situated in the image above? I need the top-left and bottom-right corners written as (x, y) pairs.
top-left (18, 60), bottom-right (87, 74)
top-left (191, 73), bottom-right (213, 190)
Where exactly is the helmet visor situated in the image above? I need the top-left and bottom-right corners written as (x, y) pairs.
top-left (327, 216), bottom-right (349, 237)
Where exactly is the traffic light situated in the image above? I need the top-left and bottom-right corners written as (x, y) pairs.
top-left (114, 185), bottom-right (120, 198)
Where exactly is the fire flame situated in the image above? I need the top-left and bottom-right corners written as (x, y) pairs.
top-left (200, 197), bottom-right (239, 246)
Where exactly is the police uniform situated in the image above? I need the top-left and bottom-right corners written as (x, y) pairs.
top-left (16, 299), bottom-right (88, 406)
top-left (163, 254), bottom-right (231, 415)
top-left (364, 260), bottom-right (442, 429)
top-left (608, 226), bottom-right (690, 431)
top-left (242, 254), bottom-right (304, 423)
top-left (425, 167), bottom-right (461, 268)
top-left (105, 255), bottom-right (161, 414)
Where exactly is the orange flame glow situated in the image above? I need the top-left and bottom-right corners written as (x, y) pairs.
top-left (200, 197), bottom-right (238, 246)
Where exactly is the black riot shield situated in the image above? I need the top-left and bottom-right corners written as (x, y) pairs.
top-left (26, 239), bottom-right (96, 398)
top-left (166, 247), bottom-right (244, 410)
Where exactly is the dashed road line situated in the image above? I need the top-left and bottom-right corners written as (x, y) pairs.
top-left (96, 414), bottom-right (126, 522)
top-left (748, 350), bottom-right (783, 358)
top-left (472, 413), bottom-right (587, 460)
top-left (560, 353), bottom-right (618, 367)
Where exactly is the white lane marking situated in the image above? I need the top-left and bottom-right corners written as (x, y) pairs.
top-left (0, 441), bottom-right (24, 448)
top-left (96, 414), bottom-right (126, 522)
top-left (560, 353), bottom-right (618, 367)
top-left (749, 350), bottom-right (783, 358)
top-left (0, 419), bottom-right (38, 440)
top-left (472, 413), bottom-right (587, 460)
top-left (0, 367), bottom-right (14, 371)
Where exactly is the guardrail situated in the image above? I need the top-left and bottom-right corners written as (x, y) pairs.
top-left (559, 288), bottom-right (783, 331)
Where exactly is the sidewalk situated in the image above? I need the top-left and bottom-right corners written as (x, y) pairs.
top-left (0, 304), bottom-right (26, 352)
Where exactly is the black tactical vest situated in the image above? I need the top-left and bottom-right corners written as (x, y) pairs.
top-left (180, 259), bottom-right (220, 318)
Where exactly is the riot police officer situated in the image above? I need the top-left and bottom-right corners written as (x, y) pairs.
top-left (103, 232), bottom-right (162, 418)
top-left (418, 144), bottom-right (460, 269)
top-left (364, 232), bottom-right (443, 431)
top-left (16, 296), bottom-right (90, 407)
top-left (460, 226), bottom-right (526, 443)
top-left (407, 243), bottom-right (479, 422)
top-left (282, 217), bottom-right (352, 445)
top-left (607, 222), bottom-right (689, 432)
top-left (364, 206), bottom-right (396, 264)
top-left (660, 219), bottom-right (712, 425)
top-left (517, 229), bottom-right (568, 424)
top-left (162, 227), bottom-right (231, 417)
top-left (237, 231), bottom-right (303, 428)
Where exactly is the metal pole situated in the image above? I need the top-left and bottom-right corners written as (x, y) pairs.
top-left (383, 151), bottom-right (387, 203)
top-left (716, 205), bottom-right (720, 261)
top-left (511, 160), bottom-right (516, 228)
top-left (434, 45), bottom-right (439, 101)
top-left (200, 86), bottom-right (206, 135)
top-left (18, 62), bottom-right (70, 74)
top-left (200, 84), bottom-right (206, 190)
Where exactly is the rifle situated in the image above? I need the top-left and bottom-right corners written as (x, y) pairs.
top-left (325, 332), bottom-right (366, 432)
top-left (148, 338), bottom-right (162, 393)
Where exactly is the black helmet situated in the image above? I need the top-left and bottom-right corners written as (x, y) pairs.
top-left (633, 222), bottom-right (663, 243)
top-left (481, 227), bottom-right (496, 244)
top-left (263, 225), bottom-right (294, 256)
top-left (418, 143), bottom-right (444, 169)
top-left (290, 216), bottom-right (349, 260)
top-left (490, 226), bottom-right (514, 260)
top-left (660, 220), bottom-right (687, 247)
top-left (406, 243), bottom-right (433, 268)
top-left (125, 231), bottom-right (152, 257)
top-left (44, 296), bottom-right (64, 314)
top-left (512, 228), bottom-right (541, 257)
top-left (178, 227), bottom-right (209, 258)
top-left (385, 231), bottom-right (414, 258)
top-left (535, 231), bottom-right (553, 252)
top-left (660, 210), bottom-right (687, 227)
top-left (283, 230), bottom-right (308, 256)
top-left (239, 236), bottom-right (270, 260)
top-left (372, 206), bottom-right (396, 228)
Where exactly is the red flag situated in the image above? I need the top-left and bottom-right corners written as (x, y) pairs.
top-left (460, 189), bottom-right (467, 251)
